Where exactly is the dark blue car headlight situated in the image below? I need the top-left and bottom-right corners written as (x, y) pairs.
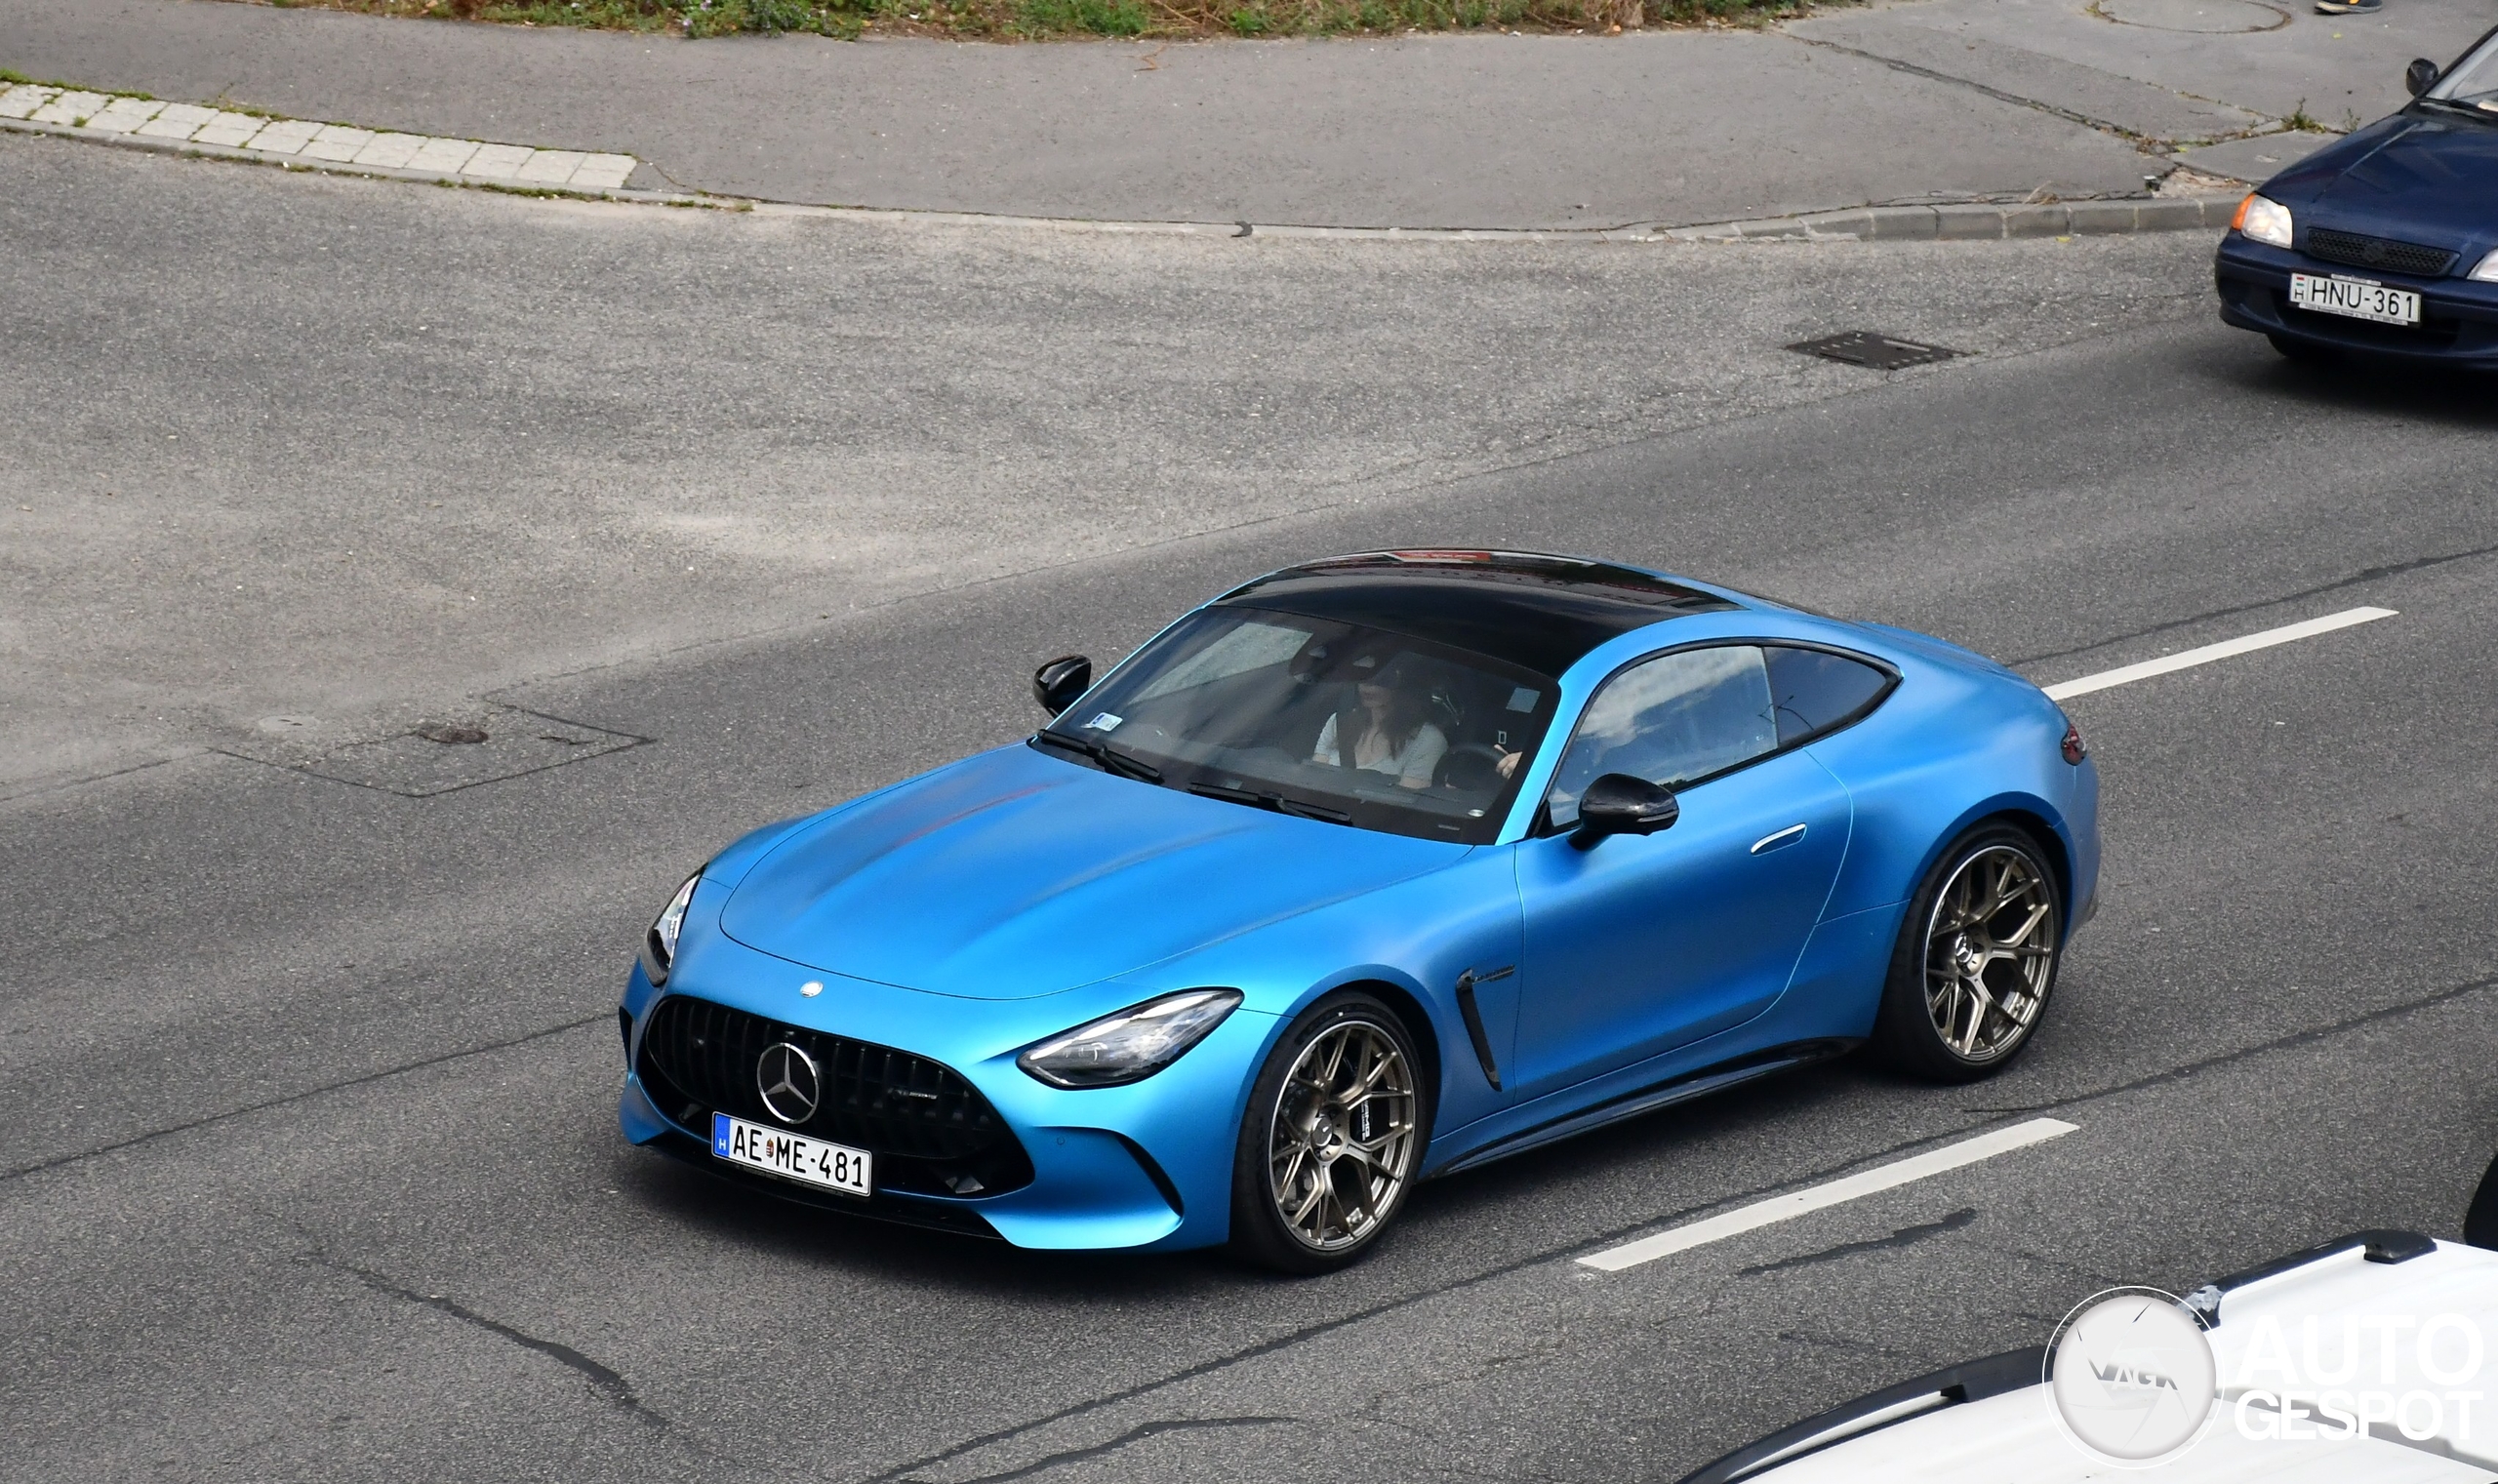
top-left (1017, 989), bottom-right (1243, 1089)
top-left (641, 868), bottom-right (702, 986)
top-left (2232, 192), bottom-right (2292, 250)
top-left (2472, 249), bottom-right (2498, 284)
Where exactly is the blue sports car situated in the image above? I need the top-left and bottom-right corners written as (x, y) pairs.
top-left (2215, 22), bottom-right (2498, 367)
top-left (619, 551), bottom-right (2099, 1270)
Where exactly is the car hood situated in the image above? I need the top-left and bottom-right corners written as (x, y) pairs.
top-left (2268, 111), bottom-right (2498, 250)
top-left (719, 743), bottom-right (1463, 999)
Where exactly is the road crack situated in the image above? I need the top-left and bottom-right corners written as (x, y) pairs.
top-left (317, 1256), bottom-right (680, 1435)
top-left (929, 1416), bottom-right (1295, 1484)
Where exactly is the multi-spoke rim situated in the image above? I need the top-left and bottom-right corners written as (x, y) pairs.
top-left (1266, 1019), bottom-right (1419, 1252)
top-left (1923, 844), bottom-right (2058, 1063)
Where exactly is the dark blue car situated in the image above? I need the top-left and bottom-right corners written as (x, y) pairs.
top-left (2216, 24), bottom-right (2498, 367)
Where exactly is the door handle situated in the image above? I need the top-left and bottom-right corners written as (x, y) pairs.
top-left (1750, 823), bottom-right (1807, 855)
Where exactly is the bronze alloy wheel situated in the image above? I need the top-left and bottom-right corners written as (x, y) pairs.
top-left (1921, 844), bottom-right (2058, 1063)
top-left (1231, 994), bottom-right (1426, 1272)
top-left (1266, 1017), bottom-right (1420, 1252)
top-left (1872, 824), bottom-right (2063, 1083)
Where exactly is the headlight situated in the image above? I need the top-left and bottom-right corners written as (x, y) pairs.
top-left (642, 869), bottom-right (702, 984)
top-left (1017, 989), bottom-right (1243, 1088)
top-left (2472, 249), bottom-right (2498, 283)
top-left (2232, 193), bottom-right (2293, 249)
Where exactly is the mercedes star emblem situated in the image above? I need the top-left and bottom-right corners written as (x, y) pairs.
top-left (755, 1041), bottom-right (822, 1124)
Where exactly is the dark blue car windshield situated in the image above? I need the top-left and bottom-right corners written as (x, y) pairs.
top-left (1035, 606), bottom-right (1561, 844)
top-left (2429, 32), bottom-right (2498, 112)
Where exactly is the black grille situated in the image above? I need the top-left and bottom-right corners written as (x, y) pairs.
top-left (636, 995), bottom-right (1033, 1198)
top-left (2306, 227), bottom-right (2457, 278)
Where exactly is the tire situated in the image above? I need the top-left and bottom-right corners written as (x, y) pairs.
top-left (2268, 333), bottom-right (2336, 367)
top-left (1870, 823), bottom-right (2064, 1083)
top-left (1229, 991), bottom-right (1429, 1274)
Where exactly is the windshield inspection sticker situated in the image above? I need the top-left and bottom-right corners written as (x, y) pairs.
top-left (1086, 712), bottom-right (1124, 732)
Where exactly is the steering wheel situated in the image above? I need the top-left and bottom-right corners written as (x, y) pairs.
top-left (1435, 743), bottom-right (1507, 794)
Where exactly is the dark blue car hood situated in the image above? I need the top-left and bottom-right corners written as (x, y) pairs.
top-left (719, 743), bottom-right (1459, 999)
top-left (2267, 111), bottom-right (2498, 251)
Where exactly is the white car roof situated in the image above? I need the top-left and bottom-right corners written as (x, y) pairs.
top-left (1683, 1233), bottom-right (2498, 1483)
top-left (1751, 1385), bottom-right (2484, 1483)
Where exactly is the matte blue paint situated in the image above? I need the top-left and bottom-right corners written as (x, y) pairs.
top-left (621, 565), bottom-right (2100, 1253)
top-left (1511, 746), bottom-right (1850, 1096)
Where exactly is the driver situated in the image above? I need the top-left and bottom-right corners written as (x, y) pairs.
top-left (1310, 654), bottom-right (1449, 791)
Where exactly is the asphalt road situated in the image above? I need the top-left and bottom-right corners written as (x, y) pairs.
top-left (7, 135), bottom-right (2498, 1484)
top-left (0, 130), bottom-right (2229, 796)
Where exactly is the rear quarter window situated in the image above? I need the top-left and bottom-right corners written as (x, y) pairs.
top-left (1764, 646), bottom-right (1894, 746)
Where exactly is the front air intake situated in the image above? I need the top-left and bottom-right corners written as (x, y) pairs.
top-left (636, 995), bottom-right (1034, 1198)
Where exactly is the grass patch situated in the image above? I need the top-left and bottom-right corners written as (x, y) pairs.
top-left (231, 0), bottom-right (1817, 42)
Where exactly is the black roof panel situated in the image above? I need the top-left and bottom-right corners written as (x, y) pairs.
top-left (1219, 550), bottom-right (1739, 678)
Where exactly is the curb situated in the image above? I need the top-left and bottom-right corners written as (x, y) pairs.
top-left (2, 112), bottom-right (2241, 244)
top-left (1664, 195), bottom-right (2242, 242)
top-left (2, 111), bottom-right (702, 206)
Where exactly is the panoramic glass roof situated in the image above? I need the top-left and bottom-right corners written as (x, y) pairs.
top-left (1219, 550), bottom-right (1740, 678)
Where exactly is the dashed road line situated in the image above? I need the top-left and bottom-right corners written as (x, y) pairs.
top-left (1577, 1117), bottom-right (2076, 1272)
top-left (2042, 606), bottom-right (2397, 702)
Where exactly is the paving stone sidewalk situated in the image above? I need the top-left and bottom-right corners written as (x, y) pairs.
top-left (4, 0), bottom-right (2491, 229)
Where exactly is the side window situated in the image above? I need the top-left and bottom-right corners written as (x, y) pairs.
top-left (1763, 647), bottom-right (1892, 746)
top-left (1547, 646), bottom-right (1775, 826)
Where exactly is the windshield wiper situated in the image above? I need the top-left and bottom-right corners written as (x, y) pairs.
top-left (2418, 95), bottom-right (2498, 120)
top-left (1033, 729), bottom-right (1163, 783)
top-left (1187, 780), bottom-right (1351, 823)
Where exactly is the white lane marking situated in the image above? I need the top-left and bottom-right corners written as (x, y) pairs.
top-left (1577, 1116), bottom-right (2076, 1272)
top-left (2042, 607), bottom-right (2397, 702)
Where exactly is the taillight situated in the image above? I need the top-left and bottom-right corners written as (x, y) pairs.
top-left (2061, 722), bottom-right (2087, 765)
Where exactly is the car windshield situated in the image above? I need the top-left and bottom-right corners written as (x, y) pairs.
top-left (1035, 605), bottom-right (1562, 844)
top-left (2427, 34), bottom-right (2498, 111)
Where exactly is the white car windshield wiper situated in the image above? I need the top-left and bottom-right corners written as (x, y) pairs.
top-left (1186, 780), bottom-right (1352, 823)
top-left (1033, 729), bottom-right (1163, 783)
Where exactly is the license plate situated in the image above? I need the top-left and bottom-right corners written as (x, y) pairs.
top-left (712, 1112), bottom-right (870, 1198)
top-left (2289, 272), bottom-right (2421, 326)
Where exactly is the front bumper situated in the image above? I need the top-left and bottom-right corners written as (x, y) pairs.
top-left (616, 942), bottom-right (1273, 1254)
top-left (2215, 235), bottom-right (2498, 366)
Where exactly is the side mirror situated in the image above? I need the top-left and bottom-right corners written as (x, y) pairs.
top-left (1571, 773), bottom-right (1679, 847)
top-left (2407, 58), bottom-right (2440, 98)
top-left (1032, 655), bottom-right (1092, 716)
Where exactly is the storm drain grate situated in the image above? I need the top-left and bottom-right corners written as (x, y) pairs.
top-left (222, 705), bottom-right (650, 797)
top-left (1788, 331), bottom-right (1962, 370)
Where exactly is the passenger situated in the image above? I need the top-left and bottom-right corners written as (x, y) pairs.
top-left (1311, 656), bottom-right (1448, 790)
